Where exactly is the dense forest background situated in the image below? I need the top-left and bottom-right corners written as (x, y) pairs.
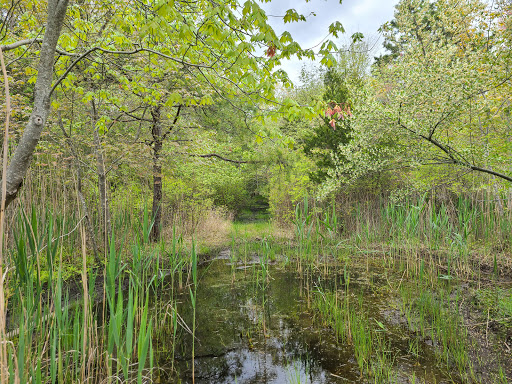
top-left (2, 0), bottom-right (512, 246)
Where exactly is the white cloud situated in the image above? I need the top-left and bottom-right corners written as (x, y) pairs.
top-left (350, 0), bottom-right (377, 16)
top-left (259, 0), bottom-right (399, 83)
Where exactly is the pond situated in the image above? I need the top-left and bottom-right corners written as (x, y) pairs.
top-left (152, 249), bottom-right (482, 384)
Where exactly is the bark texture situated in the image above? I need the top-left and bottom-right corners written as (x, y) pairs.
top-left (150, 106), bottom-right (163, 242)
top-left (149, 105), bottom-right (181, 242)
top-left (1, 0), bottom-right (70, 207)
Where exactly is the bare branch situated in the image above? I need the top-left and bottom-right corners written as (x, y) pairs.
top-left (179, 152), bottom-right (254, 164)
top-left (0, 38), bottom-right (42, 51)
top-left (399, 122), bottom-right (512, 183)
top-left (161, 105), bottom-right (182, 142)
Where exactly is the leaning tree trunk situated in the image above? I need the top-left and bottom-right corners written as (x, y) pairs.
top-left (91, 100), bottom-right (112, 252)
top-left (150, 106), bottom-right (163, 242)
top-left (0, 2), bottom-right (69, 380)
top-left (0, 0), bottom-right (70, 207)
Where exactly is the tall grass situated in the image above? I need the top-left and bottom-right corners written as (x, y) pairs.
top-left (291, 191), bottom-right (512, 279)
top-left (313, 284), bottom-right (396, 381)
top-left (292, 193), bottom-right (508, 382)
top-left (399, 282), bottom-right (472, 380)
top-left (0, 203), bottom-right (199, 383)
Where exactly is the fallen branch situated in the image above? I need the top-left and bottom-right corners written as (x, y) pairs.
top-left (466, 316), bottom-right (512, 328)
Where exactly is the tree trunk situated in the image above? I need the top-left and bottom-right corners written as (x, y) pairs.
top-left (58, 114), bottom-right (100, 263)
top-left (91, 100), bottom-right (112, 251)
top-left (150, 106), bottom-right (163, 242)
top-left (0, 0), bottom-right (70, 207)
top-left (77, 165), bottom-right (100, 263)
top-left (148, 105), bottom-right (181, 242)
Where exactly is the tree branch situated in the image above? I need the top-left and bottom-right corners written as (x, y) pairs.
top-left (398, 122), bottom-right (512, 183)
top-left (181, 152), bottom-right (253, 164)
top-left (49, 46), bottom-right (219, 96)
top-left (161, 105), bottom-right (182, 142)
top-left (0, 38), bottom-right (42, 51)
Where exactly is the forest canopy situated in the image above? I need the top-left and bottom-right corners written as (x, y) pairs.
top-left (0, 0), bottom-right (511, 225)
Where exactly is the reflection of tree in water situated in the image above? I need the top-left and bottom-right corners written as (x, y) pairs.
top-left (171, 261), bottom-right (354, 383)
top-left (156, 250), bottom-right (476, 383)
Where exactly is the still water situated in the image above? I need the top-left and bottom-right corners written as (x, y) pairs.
top-left (154, 252), bottom-right (461, 384)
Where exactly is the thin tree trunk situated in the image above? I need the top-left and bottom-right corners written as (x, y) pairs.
top-left (91, 100), bottom-right (112, 251)
top-left (150, 106), bottom-right (163, 242)
top-left (77, 179), bottom-right (100, 261)
top-left (58, 114), bottom-right (100, 263)
top-left (0, 44), bottom-right (11, 384)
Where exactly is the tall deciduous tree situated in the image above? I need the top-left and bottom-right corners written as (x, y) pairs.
top-left (1, 0), bottom-right (347, 216)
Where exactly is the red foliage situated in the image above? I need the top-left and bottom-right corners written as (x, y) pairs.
top-left (324, 102), bottom-right (353, 130)
top-left (265, 43), bottom-right (276, 58)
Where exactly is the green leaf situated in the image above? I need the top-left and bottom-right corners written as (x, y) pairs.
top-left (283, 9), bottom-right (306, 24)
top-left (82, 92), bottom-right (95, 103)
top-left (374, 319), bottom-right (386, 330)
top-left (328, 21), bottom-right (345, 38)
top-left (351, 32), bottom-right (364, 43)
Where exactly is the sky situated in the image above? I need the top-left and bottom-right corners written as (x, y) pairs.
top-left (259, 0), bottom-right (401, 84)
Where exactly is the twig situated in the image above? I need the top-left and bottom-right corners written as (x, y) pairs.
top-left (466, 316), bottom-right (512, 328)
top-left (396, 269), bottom-right (407, 292)
top-left (37, 216), bottom-right (87, 253)
top-left (486, 308), bottom-right (490, 347)
top-left (174, 152), bottom-right (254, 164)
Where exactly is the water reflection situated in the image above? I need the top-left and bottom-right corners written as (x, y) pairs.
top-left (154, 256), bottom-right (452, 384)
